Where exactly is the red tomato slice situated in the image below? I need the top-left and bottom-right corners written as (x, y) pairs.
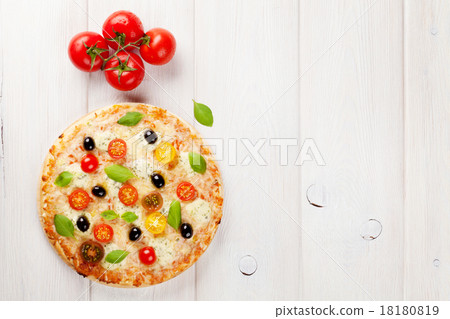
top-left (118, 184), bottom-right (138, 206)
top-left (176, 182), bottom-right (197, 201)
top-left (80, 154), bottom-right (99, 173)
top-left (108, 138), bottom-right (127, 159)
top-left (93, 224), bottom-right (114, 243)
top-left (68, 189), bottom-right (90, 210)
top-left (141, 192), bottom-right (163, 212)
top-left (139, 246), bottom-right (156, 265)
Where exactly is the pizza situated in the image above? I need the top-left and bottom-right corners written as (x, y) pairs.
top-left (38, 103), bottom-right (223, 287)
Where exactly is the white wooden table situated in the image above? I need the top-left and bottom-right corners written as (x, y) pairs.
top-left (0, 0), bottom-right (449, 300)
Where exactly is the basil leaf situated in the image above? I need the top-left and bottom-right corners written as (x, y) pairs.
top-left (121, 212), bottom-right (138, 223)
top-left (193, 100), bottom-right (214, 127)
top-left (117, 112), bottom-right (144, 126)
top-left (105, 250), bottom-right (129, 264)
top-left (167, 200), bottom-right (181, 229)
top-left (105, 165), bottom-right (135, 183)
top-left (54, 171), bottom-right (73, 187)
top-left (54, 214), bottom-right (74, 238)
top-left (101, 210), bottom-right (119, 220)
top-left (189, 152), bottom-right (207, 174)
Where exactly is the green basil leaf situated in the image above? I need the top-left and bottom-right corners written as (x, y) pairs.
top-left (193, 100), bottom-right (214, 127)
top-left (101, 210), bottom-right (119, 220)
top-left (105, 250), bottom-right (129, 264)
top-left (121, 212), bottom-right (138, 223)
top-left (54, 214), bottom-right (74, 238)
top-left (117, 112), bottom-right (144, 126)
top-left (167, 200), bottom-right (181, 229)
top-left (189, 152), bottom-right (207, 174)
top-left (104, 165), bottom-right (135, 183)
top-left (54, 171), bottom-right (73, 187)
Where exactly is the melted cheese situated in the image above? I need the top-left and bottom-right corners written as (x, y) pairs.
top-left (66, 163), bottom-right (89, 189)
top-left (185, 199), bottom-right (212, 227)
top-left (178, 151), bottom-right (195, 176)
top-left (147, 236), bottom-right (176, 268)
top-left (94, 131), bottom-right (116, 151)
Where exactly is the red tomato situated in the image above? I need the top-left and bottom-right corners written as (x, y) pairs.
top-left (68, 189), bottom-right (90, 210)
top-left (102, 10), bottom-right (144, 51)
top-left (104, 52), bottom-right (145, 91)
top-left (118, 184), bottom-right (138, 206)
top-left (80, 154), bottom-right (99, 173)
top-left (139, 246), bottom-right (156, 265)
top-left (176, 182), bottom-right (197, 201)
top-left (141, 192), bottom-right (163, 212)
top-left (140, 28), bottom-right (176, 65)
top-left (108, 138), bottom-right (127, 159)
top-left (68, 31), bottom-right (109, 72)
top-left (93, 224), bottom-right (114, 243)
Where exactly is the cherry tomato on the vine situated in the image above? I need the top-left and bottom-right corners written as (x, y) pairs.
top-left (80, 154), bottom-right (99, 173)
top-left (102, 10), bottom-right (144, 51)
top-left (68, 32), bottom-right (109, 72)
top-left (140, 28), bottom-right (176, 65)
top-left (93, 224), bottom-right (114, 243)
top-left (68, 189), bottom-right (91, 210)
top-left (104, 52), bottom-right (145, 91)
top-left (118, 184), bottom-right (138, 206)
top-left (139, 246), bottom-right (156, 265)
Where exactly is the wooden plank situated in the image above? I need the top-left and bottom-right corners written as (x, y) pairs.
top-left (404, 0), bottom-right (450, 300)
top-left (86, 0), bottom-right (196, 300)
top-left (194, 0), bottom-right (301, 300)
top-left (299, 0), bottom-right (404, 300)
top-left (0, 0), bottom-right (89, 300)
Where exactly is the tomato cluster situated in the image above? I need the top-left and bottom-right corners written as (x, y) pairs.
top-left (68, 10), bottom-right (176, 91)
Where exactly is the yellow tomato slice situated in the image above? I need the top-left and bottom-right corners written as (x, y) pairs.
top-left (145, 212), bottom-right (167, 234)
top-left (154, 142), bottom-right (176, 164)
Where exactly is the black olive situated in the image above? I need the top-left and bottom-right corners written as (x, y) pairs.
top-left (76, 216), bottom-right (90, 232)
top-left (144, 129), bottom-right (158, 144)
top-left (83, 137), bottom-right (95, 151)
top-left (151, 173), bottom-right (165, 188)
top-left (129, 227), bottom-right (142, 241)
top-left (92, 185), bottom-right (106, 197)
top-left (181, 223), bottom-right (193, 239)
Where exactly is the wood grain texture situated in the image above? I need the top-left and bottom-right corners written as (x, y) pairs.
top-left (0, 0), bottom-right (90, 300)
top-left (194, 0), bottom-right (301, 300)
top-left (404, 0), bottom-right (450, 300)
top-left (299, 0), bottom-right (404, 300)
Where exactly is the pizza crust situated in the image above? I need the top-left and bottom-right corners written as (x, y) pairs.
top-left (38, 103), bottom-right (223, 287)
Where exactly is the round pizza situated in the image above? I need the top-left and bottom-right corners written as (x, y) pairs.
top-left (38, 103), bottom-right (223, 287)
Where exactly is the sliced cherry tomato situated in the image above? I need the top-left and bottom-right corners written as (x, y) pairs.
top-left (108, 138), bottom-right (127, 159)
top-left (80, 154), bottom-right (99, 173)
top-left (93, 224), bottom-right (114, 243)
top-left (176, 182), bottom-right (197, 201)
top-left (68, 189), bottom-right (90, 210)
top-left (104, 51), bottom-right (145, 91)
top-left (118, 184), bottom-right (138, 206)
top-left (141, 192), bottom-right (163, 212)
top-left (139, 28), bottom-right (176, 65)
top-left (145, 212), bottom-right (166, 234)
top-left (102, 10), bottom-right (144, 51)
top-left (154, 142), bottom-right (176, 164)
top-left (139, 246), bottom-right (156, 265)
top-left (68, 31), bottom-right (109, 72)
top-left (80, 240), bottom-right (104, 263)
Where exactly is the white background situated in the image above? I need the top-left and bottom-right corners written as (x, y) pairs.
top-left (0, 0), bottom-right (448, 300)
